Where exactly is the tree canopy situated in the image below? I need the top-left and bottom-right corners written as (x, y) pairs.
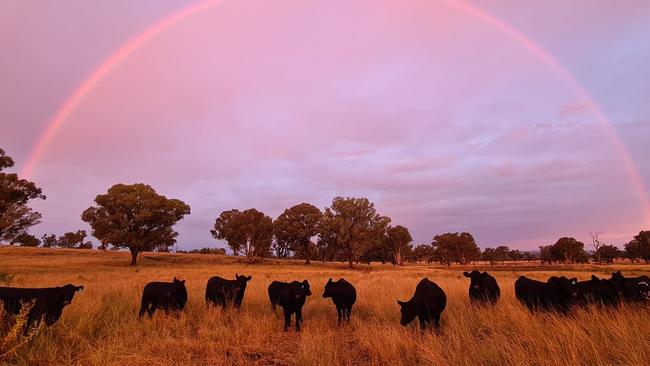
top-left (211, 208), bottom-right (273, 262)
top-left (10, 233), bottom-right (40, 247)
top-left (82, 183), bottom-right (190, 265)
top-left (431, 232), bottom-right (481, 265)
top-left (317, 197), bottom-right (390, 268)
top-left (57, 230), bottom-right (93, 249)
top-left (273, 203), bottom-right (322, 264)
top-left (383, 225), bottom-right (413, 266)
top-left (0, 148), bottom-right (45, 242)
top-left (625, 231), bottom-right (650, 263)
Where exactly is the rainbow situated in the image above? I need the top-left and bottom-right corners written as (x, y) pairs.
top-left (20, 0), bottom-right (649, 225)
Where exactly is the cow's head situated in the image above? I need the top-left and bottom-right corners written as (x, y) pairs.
top-left (611, 271), bottom-right (624, 281)
top-left (60, 284), bottom-right (83, 305)
top-left (636, 281), bottom-right (650, 301)
top-left (173, 277), bottom-right (186, 286)
top-left (301, 280), bottom-right (312, 297)
top-left (235, 273), bottom-right (252, 287)
top-left (548, 276), bottom-right (578, 298)
top-left (322, 278), bottom-right (334, 298)
top-left (463, 270), bottom-right (487, 291)
top-left (592, 275), bottom-right (623, 297)
top-left (397, 299), bottom-right (416, 326)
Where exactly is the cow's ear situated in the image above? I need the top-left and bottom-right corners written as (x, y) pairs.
top-left (236, 273), bottom-right (239, 278)
top-left (397, 300), bottom-right (406, 307)
top-left (77, 286), bottom-right (84, 291)
top-left (591, 275), bottom-right (599, 281)
top-left (246, 276), bottom-right (252, 281)
top-left (173, 277), bottom-right (177, 282)
top-left (463, 272), bottom-right (470, 277)
top-left (482, 272), bottom-right (488, 276)
top-left (328, 278), bottom-right (332, 283)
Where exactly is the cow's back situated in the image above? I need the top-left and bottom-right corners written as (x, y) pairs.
top-left (414, 279), bottom-right (446, 312)
top-left (334, 280), bottom-right (357, 304)
top-left (268, 281), bottom-right (288, 303)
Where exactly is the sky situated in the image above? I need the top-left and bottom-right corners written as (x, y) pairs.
top-left (1, 0), bottom-right (649, 251)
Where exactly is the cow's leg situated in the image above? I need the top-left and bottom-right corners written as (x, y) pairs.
top-left (148, 302), bottom-right (158, 317)
top-left (336, 304), bottom-right (342, 326)
top-left (283, 308), bottom-right (291, 332)
top-left (296, 308), bottom-right (303, 331)
top-left (433, 312), bottom-right (441, 330)
top-left (346, 305), bottom-right (352, 321)
top-left (24, 310), bottom-right (38, 335)
top-left (418, 313), bottom-right (430, 331)
top-left (139, 300), bottom-right (149, 318)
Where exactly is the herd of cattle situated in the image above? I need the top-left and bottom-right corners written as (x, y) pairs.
top-left (1, 271), bottom-right (649, 333)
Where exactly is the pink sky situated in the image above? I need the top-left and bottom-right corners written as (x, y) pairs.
top-left (2, 0), bottom-right (649, 250)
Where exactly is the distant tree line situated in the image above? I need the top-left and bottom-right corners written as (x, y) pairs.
top-left (177, 246), bottom-right (227, 255)
top-left (1, 147), bottom-right (650, 266)
top-left (41, 230), bottom-right (93, 249)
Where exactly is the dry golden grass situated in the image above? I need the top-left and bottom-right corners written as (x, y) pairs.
top-left (1, 246), bottom-right (649, 365)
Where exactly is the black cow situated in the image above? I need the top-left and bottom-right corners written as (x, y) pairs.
top-left (515, 275), bottom-right (577, 313)
top-left (322, 278), bottom-right (356, 325)
top-left (268, 280), bottom-right (311, 331)
top-left (138, 277), bottom-right (187, 318)
top-left (575, 275), bottom-right (622, 307)
top-left (463, 270), bottom-right (500, 304)
top-left (610, 271), bottom-right (650, 303)
top-left (205, 274), bottom-right (252, 309)
top-left (0, 284), bottom-right (83, 332)
top-left (397, 278), bottom-right (446, 330)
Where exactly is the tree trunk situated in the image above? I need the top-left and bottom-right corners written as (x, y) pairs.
top-left (130, 249), bottom-right (138, 266)
top-left (303, 242), bottom-right (311, 265)
top-left (348, 256), bottom-right (353, 268)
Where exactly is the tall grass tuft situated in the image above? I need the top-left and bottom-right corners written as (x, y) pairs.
top-left (1, 303), bottom-right (43, 362)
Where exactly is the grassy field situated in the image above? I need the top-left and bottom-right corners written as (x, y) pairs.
top-left (1, 246), bottom-right (649, 365)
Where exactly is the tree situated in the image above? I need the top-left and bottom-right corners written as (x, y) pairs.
top-left (211, 210), bottom-right (243, 255)
top-left (508, 249), bottom-right (523, 262)
top-left (315, 231), bottom-right (337, 262)
top-left (273, 203), bottom-right (322, 264)
top-left (58, 230), bottom-right (92, 249)
top-left (317, 197), bottom-right (390, 268)
top-left (82, 183), bottom-right (190, 265)
top-left (522, 251), bottom-right (536, 262)
top-left (431, 232), bottom-right (480, 265)
top-left (539, 245), bottom-right (553, 265)
top-left (494, 245), bottom-right (510, 264)
top-left (292, 241), bottom-right (318, 261)
top-left (411, 244), bottom-right (435, 263)
top-left (589, 231), bottom-right (604, 264)
top-left (594, 244), bottom-right (621, 264)
top-left (10, 233), bottom-right (40, 247)
top-left (41, 233), bottom-right (57, 248)
top-left (0, 148), bottom-right (46, 242)
top-left (625, 231), bottom-right (650, 263)
top-left (211, 208), bottom-right (273, 263)
top-left (272, 238), bottom-right (292, 258)
top-left (383, 225), bottom-right (413, 266)
top-left (552, 237), bottom-right (588, 263)
top-left (482, 247), bottom-right (497, 265)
